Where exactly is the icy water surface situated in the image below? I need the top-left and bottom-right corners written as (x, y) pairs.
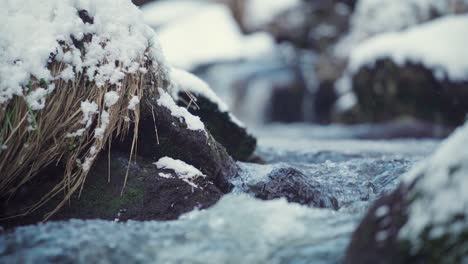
top-left (0, 124), bottom-right (440, 264)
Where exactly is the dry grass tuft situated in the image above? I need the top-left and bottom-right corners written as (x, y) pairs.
top-left (0, 54), bottom-right (166, 220)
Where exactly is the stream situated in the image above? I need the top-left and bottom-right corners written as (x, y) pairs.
top-left (0, 124), bottom-right (440, 264)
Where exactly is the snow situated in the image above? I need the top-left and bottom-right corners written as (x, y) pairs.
top-left (79, 100), bottom-right (98, 128)
top-left (154, 156), bottom-right (205, 187)
top-left (244, 0), bottom-right (302, 29)
top-left (94, 110), bottom-right (109, 140)
top-left (334, 0), bottom-right (460, 58)
top-left (127, 96), bottom-right (140, 111)
top-left (156, 88), bottom-right (205, 132)
top-left (169, 68), bottom-right (228, 112)
top-left (151, 3), bottom-right (275, 69)
top-left (104, 91), bottom-right (119, 108)
top-left (346, 15), bottom-right (468, 82)
top-left (59, 66), bottom-right (75, 81)
top-left (169, 68), bottom-right (245, 128)
top-left (375, 205), bottom-right (390, 218)
top-left (400, 122), bottom-right (468, 245)
top-left (334, 92), bottom-right (357, 112)
top-left (0, 0), bottom-right (165, 107)
top-left (25, 87), bottom-right (50, 111)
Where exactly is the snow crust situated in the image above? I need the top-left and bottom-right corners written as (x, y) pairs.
top-left (0, 0), bottom-right (164, 106)
top-left (154, 156), bottom-right (205, 187)
top-left (156, 88), bottom-right (205, 132)
top-left (400, 122), bottom-right (468, 244)
top-left (244, 0), bottom-right (302, 29)
top-left (149, 3), bottom-right (275, 69)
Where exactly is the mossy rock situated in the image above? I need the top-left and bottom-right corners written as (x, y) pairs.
top-left (1, 151), bottom-right (223, 229)
top-left (1, 94), bottom-right (237, 228)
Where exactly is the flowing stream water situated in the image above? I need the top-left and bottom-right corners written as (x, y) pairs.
top-left (0, 124), bottom-right (440, 264)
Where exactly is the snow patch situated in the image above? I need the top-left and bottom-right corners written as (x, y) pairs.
top-left (157, 88), bottom-right (205, 132)
top-left (128, 96), bottom-right (140, 111)
top-left (154, 157), bottom-right (206, 188)
top-left (104, 91), bottom-right (119, 108)
top-left (80, 100), bottom-right (98, 128)
top-left (94, 110), bottom-right (110, 140)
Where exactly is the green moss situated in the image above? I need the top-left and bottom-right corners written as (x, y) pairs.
top-left (68, 168), bottom-right (145, 218)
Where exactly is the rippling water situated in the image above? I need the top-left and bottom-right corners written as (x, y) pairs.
top-left (0, 124), bottom-right (440, 264)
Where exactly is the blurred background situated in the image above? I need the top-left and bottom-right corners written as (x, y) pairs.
top-left (133, 0), bottom-right (468, 135)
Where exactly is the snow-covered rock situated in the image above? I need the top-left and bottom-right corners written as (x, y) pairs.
top-left (347, 15), bottom-right (468, 82)
top-left (335, 0), bottom-right (468, 58)
top-left (400, 122), bottom-right (468, 246)
top-left (335, 15), bottom-right (468, 125)
top-left (168, 68), bottom-right (257, 161)
top-left (346, 122), bottom-right (468, 263)
top-left (0, 0), bottom-right (165, 105)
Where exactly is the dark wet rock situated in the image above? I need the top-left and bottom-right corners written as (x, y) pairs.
top-left (313, 79), bottom-right (339, 124)
top-left (345, 186), bottom-right (410, 264)
top-left (1, 151), bottom-right (223, 229)
top-left (269, 79), bottom-right (307, 123)
top-left (245, 167), bottom-right (339, 210)
top-left (350, 59), bottom-right (468, 126)
top-left (176, 92), bottom-right (257, 161)
top-left (116, 93), bottom-right (239, 193)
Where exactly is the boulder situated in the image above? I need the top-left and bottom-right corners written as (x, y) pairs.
top-left (1, 89), bottom-right (239, 228)
top-left (115, 91), bottom-right (239, 193)
top-left (166, 68), bottom-right (257, 161)
top-left (177, 92), bottom-right (257, 161)
top-left (244, 167), bottom-right (339, 210)
top-left (1, 151), bottom-right (223, 229)
top-left (351, 59), bottom-right (468, 126)
top-left (345, 123), bottom-right (468, 263)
